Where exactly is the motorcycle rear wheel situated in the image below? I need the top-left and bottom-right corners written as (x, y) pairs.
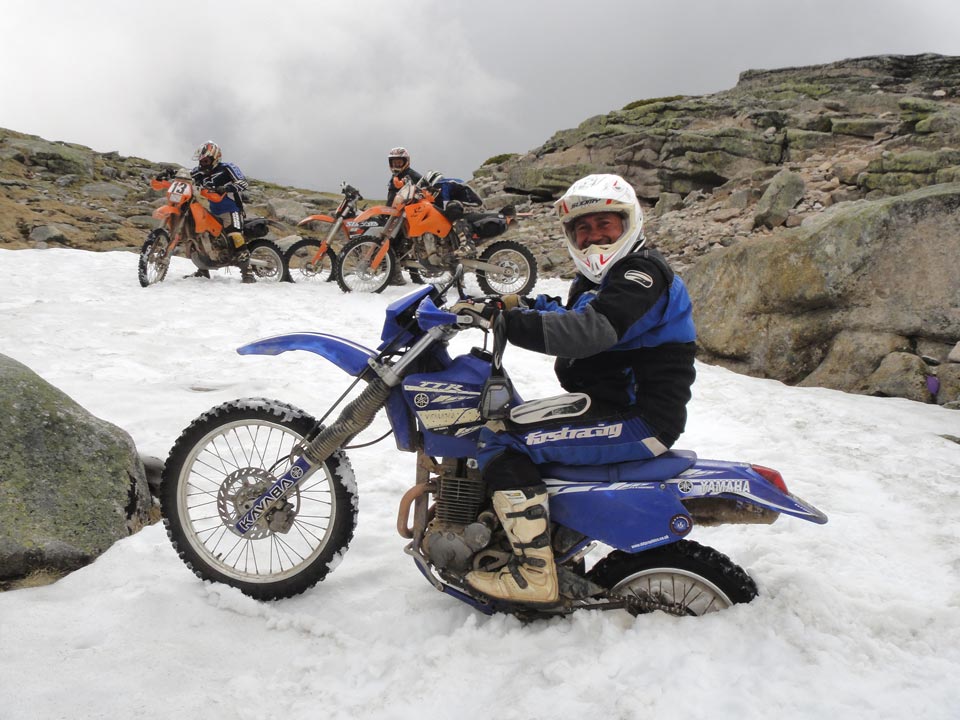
top-left (475, 239), bottom-right (538, 296)
top-left (337, 237), bottom-right (395, 293)
top-left (160, 398), bottom-right (357, 600)
top-left (247, 239), bottom-right (286, 283)
top-left (587, 539), bottom-right (758, 615)
top-left (138, 228), bottom-right (172, 287)
top-left (284, 238), bottom-right (338, 283)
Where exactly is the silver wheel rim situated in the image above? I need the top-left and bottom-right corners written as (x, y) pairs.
top-left (144, 241), bottom-right (169, 284)
top-left (611, 567), bottom-right (735, 615)
top-left (249, 246), bottom-right (284, 282)
top-left (341, 240), bottom-right (389, 291)
top-left (482, 249), bottom-right (529, 294)
top-left (176, 419), bottom-right (337, 584)
top-left (289, 242), bottom-right (333, 283)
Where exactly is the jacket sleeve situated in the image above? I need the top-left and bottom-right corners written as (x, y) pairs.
top-left (504, 256), bottom-right (670, 358)
top-left (223, 164), bottom-right (249, 192)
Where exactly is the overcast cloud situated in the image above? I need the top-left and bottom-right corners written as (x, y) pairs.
top-left (2, 0), bottom-right (959, 195)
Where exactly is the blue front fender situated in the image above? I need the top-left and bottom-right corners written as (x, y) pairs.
top-left (237, 332), bottom-right (377, 377)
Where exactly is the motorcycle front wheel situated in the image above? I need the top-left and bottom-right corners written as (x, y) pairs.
top-left (284, 238), bottom-right (338, 283)
top-left (138, 228), bottom-right (172, 287)
top-left (336, 237), bottom-right (395, 293)
top-left (246, 239), bottom-right (286, 283)
top-left (160, 398), bottom-right (357, 600)
top-left (587, 539), bottom-right (758, 616)
top-left (475, 239), bottom-right (538, 296)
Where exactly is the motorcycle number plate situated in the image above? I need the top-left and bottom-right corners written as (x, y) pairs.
top-left (168, 181), bottom-right (192, 204)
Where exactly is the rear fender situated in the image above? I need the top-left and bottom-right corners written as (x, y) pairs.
top-left (543, 453), bottom-right (827, 552)
top-left (667, 459), bottom-right (828, 524)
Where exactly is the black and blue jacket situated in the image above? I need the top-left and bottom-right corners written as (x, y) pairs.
top-left (190, 162), bottom-right (248, 216)
top-left (503, 247), bottom-right (697, 446)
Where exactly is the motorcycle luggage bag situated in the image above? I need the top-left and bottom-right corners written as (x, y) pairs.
top-left (243, 217), bottom-right (269, 239)
top-left (465, 211), bottom-right (508, 239)
top-left (437, 177), bottom-right (483, 207)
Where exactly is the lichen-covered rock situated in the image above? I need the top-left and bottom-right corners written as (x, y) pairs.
top-left (0, 354), bottom-right (152, 580)
top-left (753, 169), bottom-right (806, 228)
top-left (686, 183), bottom-right (960, 399)
top-left (865, 352), bottom-right (933, 402)
top-left (936, 363), bottom-right (960, 406)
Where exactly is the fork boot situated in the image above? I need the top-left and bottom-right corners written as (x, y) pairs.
top-left (465, 486), bottom-right (559, 605)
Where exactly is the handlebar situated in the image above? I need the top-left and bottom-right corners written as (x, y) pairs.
top-left (339, 181), bottom-right (363, 201)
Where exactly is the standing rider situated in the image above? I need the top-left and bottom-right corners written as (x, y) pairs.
top-left (384, 146), bottom-right (421, 286)
top-left (460, 174), bottom-right (698, 605)
top-left (190, 141), bottom-right (254, 283)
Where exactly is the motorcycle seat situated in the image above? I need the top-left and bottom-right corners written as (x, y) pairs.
top-left (540, 449), bottom-right (697, 484)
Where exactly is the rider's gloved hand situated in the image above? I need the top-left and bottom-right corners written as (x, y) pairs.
top-left (500, 294), bottom-right (529, 311)
top-left (155, 168), bottom-right (174, 181)
top-left (450, 300), bottom-right (499, 329)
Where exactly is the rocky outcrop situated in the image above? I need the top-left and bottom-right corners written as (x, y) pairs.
top-left (0, 354), bottom-right (153, 583)
top-left (472, 54), bottom-right (960, 269)
top-left (683, 183), bottom-right (960, 405)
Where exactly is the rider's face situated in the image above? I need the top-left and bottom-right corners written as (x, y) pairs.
top-left (389, 158), bottom-right (407, 172)
top-left (572, 212), bottom-right (624, 249)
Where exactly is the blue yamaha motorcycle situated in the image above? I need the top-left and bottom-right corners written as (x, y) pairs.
top-left (160, 279), bottom-right (827, 618)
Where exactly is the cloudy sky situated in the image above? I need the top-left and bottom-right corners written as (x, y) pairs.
top-left (2, 0), bottom-right (959, 195)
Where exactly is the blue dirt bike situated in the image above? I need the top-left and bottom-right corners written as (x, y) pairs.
top-left (160, 279), bottom-right (827, 618)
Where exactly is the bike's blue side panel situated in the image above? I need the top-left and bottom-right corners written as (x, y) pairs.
top-left (237, 333), bottom-right (376, 377)
top-left (545, 478), bottom-right (693, 552)
top-left (543, 450), bottom-right (826, 551)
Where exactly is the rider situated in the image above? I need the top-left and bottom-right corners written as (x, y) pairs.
top-left (384, 147), bottom-right (422, 286)
top-left (460, 173), bottom-right (698, 605)
top-left (189, 141), bottom-right (254, 283)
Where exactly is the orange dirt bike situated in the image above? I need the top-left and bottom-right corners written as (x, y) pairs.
top-left (285, 182), bottom-right (385, 284)
top-left (335, 178), bottom-right (537, 295)
top-left (138, 171), bottom-right (286, 287)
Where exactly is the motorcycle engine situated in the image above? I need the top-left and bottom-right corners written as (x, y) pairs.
top-left (413, 233), bottom-right (454, 271)
top-left (197, 234), bottom-right (231, 264)
top-left (421, 460), bottom-right (493, 572)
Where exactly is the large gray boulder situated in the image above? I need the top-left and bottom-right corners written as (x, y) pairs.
top-left (684, 183), bottom-right (960, 399)
top-left (0, 354), bottom-right (152, 580)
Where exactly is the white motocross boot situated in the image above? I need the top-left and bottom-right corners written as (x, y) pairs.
top-left (466, 486), bottom-right (559, 605)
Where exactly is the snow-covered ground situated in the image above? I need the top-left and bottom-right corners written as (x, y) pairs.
top-left (1, 248), bottom-right (958, 720)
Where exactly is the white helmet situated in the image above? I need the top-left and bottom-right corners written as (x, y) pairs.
top-left (555, 174), bottom-right (644, 283)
